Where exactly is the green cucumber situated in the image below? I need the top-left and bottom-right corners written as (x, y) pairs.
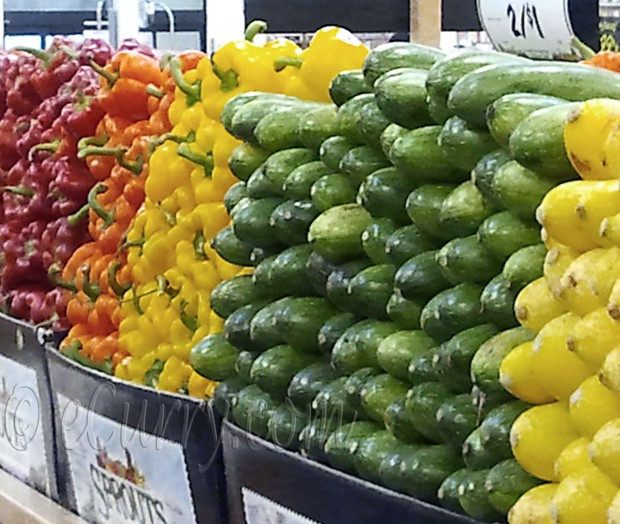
top-left (471, 150), bottom-right (511, 208)
top-left (477, 211), bottom-right (541, 262)
top-left (346, 264), bottom-right (396, 320)
top-left (299, 415), bottom-right (339, 462)
top-left (386, 292), bottom-right (424, 331)
top-left (283, 161), bottom-right (334, 200)
top-left (229, 98), bottom-right (305, 143)
top-left (263, 148), bottom-right (318, 194)
top-left (385, 224), bottom-right (438, 266)
top-left (436, 394), bottom-right (482, 450)
top-left (246, 166), bottom-right (279, 198)
top-left (487, 93), bottom-right (566, 147)
top-left (471, 386), bottom-right (511, 418)
top-left (337, 93), bottom-right (375, 144)
top-left (255, 106), bottom-right (313, 152)
top-left (268, 244), bottom-right (316, 297)
top-left (357, 167), bottom-right (416, 223)
top-left (406, 184), bottom-right (455, 240)
top-left (210, 275), bottom-right (264, 319)
top-left (471, 327), bottom-right (534, 395)
top-left (232, 384), bottom-right (279, 438)
top-left (319, 135), bottom-right (356, 171)
top-left (485, 459), bottom-right (543, 514)
top-left (360, 374), bottom-right (409, 423)
top-left (344, 367), bottom-right (382, 413)
top-left (363, 43), bottom-right (445, 87)
top-left (250, 344), bottom-right (316, 398)
top-left (313, 377), bottom-right (360, 422)
top-left (339, 146), bottom-right (390, 187)
top-left (213, 377), bottom-right (247, 417)
top-left (325, 421), bottom-right (380, 474)
top-left (249, 299), bottom-right (291, 351)
top-left (389, 127), bottom-right (467, 184)
top-left (305, 252), bottom-right (336, 298)
top-left (503, 244), bottom-right (546, 291)
top-left (439, 180), bottom-right (496, 238)
top-left (190, 334), bottom-right (238, 381)
top-left (457, 469), bottom-right (503, 521)
top-left (405, 382), bottom-right (452, 442)
top-left (221, 92), bottom-right (288, 131)
top-left (362, 217), bottom-right (398, 265)
top-left (224, 182), bottom-right (248, 213)
top-left (509, 102), bottom-right (579, 180)
top-left (357, 99), bottom-right (392, 148)
top-left (318, 312), bottom-right (358, 354)
top-left (481, 276), bottom-right (518, 329)
top-left (354, 431), bottom-right (403, 482)
top-left (232, 197), bottom-right (284, 248)
top-left (426, 50), bottom-right (530, 118)
top-left (394, 250), bottom-right (451, 300)
top-left (270, 199), bottom-right (320, 246)
top-left (377, 330), bottom-right (435, 382)
top-left (267, 403), bottom-right (308, 450)
top-left (438, 116), bottom-right (497, 172)
top-left (374, 68), bottom-right (433, 129)
top-left (493, 160), bottom-right (556, 219)
top-left (427, 95), bottom-right (452, 125)
top-left (298, 105), bottom-right (340, 151)
top-left (235, 351), bottom-right (259, 383)
top-left (287, 362), bottom-right (339, 411)
top-left (308, 204), bottom-right (372, 263)
top-left (380, 444), bottom-right (463, 500)
top-left (223, 303), bottom-right (268, 352)
top-left (420, 283), bottom-right (485, 343)
top-left (384, 396), bottom-right (427, 444)
top-left (448, 61), bottom-right (620, 127)
top-left (380, 123), bottom-right (408, 158)
top-left (274, 297), bottom-right (339, 353)
top-left (436, 235), bottom-right (502, 285)
top-left (437, 469), bottom-right (470, 513)
top-left (408, 345), bottom-right (441, 384)
top-left (463, 427), bottom-right (497, 470)
top-left (252, 254), bottom-right (278, 297)
top-left (250, 245), bottom-right (281, 267)
top-left (434, 324), bottom-right (499, 394)
top-left (331, 320), bottom-right (399, 374)
top-left (211, 226), bottom-right (253, 266)
top-left (325, 259), bottom-right (373, 312)
top-left (329, 70), bottom-right (372, 106)
top-left (479, 401), bottom-right (530, 463)
top-left (311, 174), bottom-right (357, 212)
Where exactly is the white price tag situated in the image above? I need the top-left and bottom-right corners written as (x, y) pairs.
top-left (0, 355), bottom-right (50, 495)
top-left (477, 0), bottom-right (577, 59)
top-left (57, 394), bottom-right (197, 524)
top-left (242, 488), bottom-right (319, 524)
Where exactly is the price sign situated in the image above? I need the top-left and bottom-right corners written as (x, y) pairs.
top-left (477, 0), bottom-right (579, 59)
top-left (242, 489), bottom-right (319, 524)
top-left (600, 17), bottom-right (620, 52)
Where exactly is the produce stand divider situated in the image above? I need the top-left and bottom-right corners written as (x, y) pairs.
top-left (222, 420), bottom-right (481, 524)
top-left (47, 347), bottom-right (228, 524)
top-left (0, 312), bottom-right (59, 502)
top-left (410, 0), bottom-right (442, 46)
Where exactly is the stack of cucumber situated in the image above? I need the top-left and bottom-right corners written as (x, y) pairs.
top-left (191, 42), bottom-right (620, 521)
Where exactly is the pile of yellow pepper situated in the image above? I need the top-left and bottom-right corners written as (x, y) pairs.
top-left (113, 23), bottom-right (369, 396)
top-left (500, 98), bottom-right (620, 524)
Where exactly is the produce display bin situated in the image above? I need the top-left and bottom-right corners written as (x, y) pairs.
top-left (222, 420), bottom-right (480, 524)
top-left (0, 312), bottom-right (59, 501)
top-left (47, 347), bottom-right (228, 524)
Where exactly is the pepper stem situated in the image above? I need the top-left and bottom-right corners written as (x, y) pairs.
top-left (177, 143), bottom-right (214, 178)
top-left (59, 45), bottom-right (79, 59)
top-left (48, 265), bottom-right (78, 293)
top-left (245, 20), bottom-right (268, 42)
top-left (180, 299), bottom-right (199, 333)
top-left (90, 60), bottom-right (119, 87)
top-left (77, 145), bottom-right (125, 160)
top-left (81, 266), bottom-right (102, 302)
top-left (88, 183), bottom-right (116, 228)
top-left (29, 139), bottom-right (61, 161)
top-left (1, 186), bottom-right (35, 197)
top-left (13, 46), bottom-right (52, 66)
top-left (193, 231), bottom-right (207, 260)
top-left (146, 84), bottom-right (165, 99)
top-left (169, 57), bottom-right (201, 105)
top-left (210, 57), bottom-right (239, 92)
top-left (572, 37), bottom-right (596, 60)
top-left (274, 56), bottom-right (304, 72)
top-left (77, 135), bottom-right (108, 150)
top-left (108, 262), bottom-right (131, 298)
top-left (67, 203), bottom-right (90, 226)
